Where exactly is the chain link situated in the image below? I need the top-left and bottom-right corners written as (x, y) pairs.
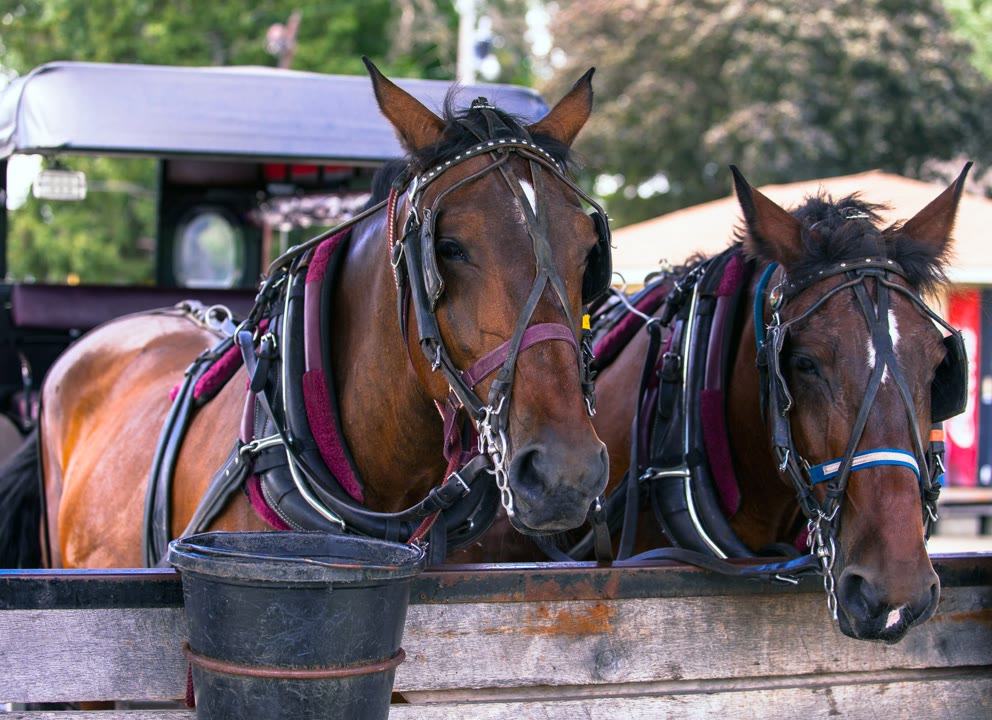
top-left (808, 512), bottom-right (839, 620)
top-left (478, 397), bottom-right (514, 517)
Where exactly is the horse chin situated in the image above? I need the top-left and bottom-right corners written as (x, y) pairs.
top-left (506, 505), bottom-right (591, 536)
top-left (836, 604), bottom-right (933, 645)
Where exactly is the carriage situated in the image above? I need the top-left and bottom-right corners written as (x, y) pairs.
top-left (0, 61), bottom-right (989, 717)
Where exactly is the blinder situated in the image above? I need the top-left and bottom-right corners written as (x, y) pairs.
top-left (766, 322), bottom-right (970, 426)
top-left (419, 208), bottom-right (444, 312)
top-left (932, 331), bottom-right (968, 423)
top-left (583, 210), bottom-right (613, 305)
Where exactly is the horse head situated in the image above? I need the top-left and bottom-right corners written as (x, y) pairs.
top-left (732, 164), bottom-right (971, 642)
top-left (364, 60), bottom-right (610, 534)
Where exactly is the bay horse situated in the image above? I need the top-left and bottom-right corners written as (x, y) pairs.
top-left (0, 60), bottom-right (612, 570)
top-left (589, 165), bottom-right (971, 643)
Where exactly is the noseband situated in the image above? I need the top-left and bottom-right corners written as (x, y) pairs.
top-left (755, 257), bottom-right (964, 616)
top-left (389, 116), bottom-right (611, 518)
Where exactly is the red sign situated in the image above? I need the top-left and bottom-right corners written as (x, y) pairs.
top-left (944, 288), bottom-right (981, 486)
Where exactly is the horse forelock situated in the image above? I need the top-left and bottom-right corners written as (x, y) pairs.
top-left (403, 89), bottom-right (574, 175)
top-left (365, 102), bottom-right (573, 208)
top-left (781, 193), bottom-right (949, 294)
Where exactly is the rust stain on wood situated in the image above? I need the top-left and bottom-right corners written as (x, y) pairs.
top-left (509, 602), bottom-right (617, 636)
top-left (937, 608), bottom-right (992, 624)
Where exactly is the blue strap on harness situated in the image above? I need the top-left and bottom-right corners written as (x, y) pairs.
top-left (807, 448), bottom-right (921, 485)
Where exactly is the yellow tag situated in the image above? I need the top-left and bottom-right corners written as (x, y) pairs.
top-left (582, 314), bottom-right (591, 330)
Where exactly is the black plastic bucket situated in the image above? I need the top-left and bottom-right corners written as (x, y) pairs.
top-left (167, 531), bottom-right (426, 720)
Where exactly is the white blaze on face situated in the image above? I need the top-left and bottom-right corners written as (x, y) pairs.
top-left (867, 309), bottom-right (900, 383)
top-left (519, 179), bottom-right (537, 217)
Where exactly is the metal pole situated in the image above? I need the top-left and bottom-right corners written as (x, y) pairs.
top-left (0, 160), bottom-right (7, 280)
top-left (456, 0), bottom-right (477, 84)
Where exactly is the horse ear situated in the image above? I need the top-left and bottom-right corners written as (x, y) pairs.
top-left (363, 56), bottom-right (445, 152)
top-left (527, 68), bottom-right (595, 147)
top-left (731, 165), bottom-right (804, 268)
top-left (897, 162), bottom-right (972, 252)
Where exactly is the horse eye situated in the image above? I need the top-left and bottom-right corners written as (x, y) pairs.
top-left (790, 355), bottom-right (818, 376)
top-left (436, 239), bottom-right (468, 262)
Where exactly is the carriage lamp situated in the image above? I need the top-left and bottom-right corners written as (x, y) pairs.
top-left (32, 169), bottom-right (87, 201)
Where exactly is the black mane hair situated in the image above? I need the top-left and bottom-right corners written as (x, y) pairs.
top-left (739, 192), bottom-right (951, 294)
top-left (367, 88), bottom-right (574, 207)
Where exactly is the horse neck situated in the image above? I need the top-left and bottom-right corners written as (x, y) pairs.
top-left (327, 213), bottom-right (449, 512)
top-left (726, 262), bottom-right (802, 549)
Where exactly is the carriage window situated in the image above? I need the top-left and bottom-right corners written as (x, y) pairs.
top-left (5, 156), bottom-right (156, 285)
top-left (173, 208), bottom-right (244, 289)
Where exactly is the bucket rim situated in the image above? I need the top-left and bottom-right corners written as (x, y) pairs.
top-left (167, 531), bottom-right (427, 584)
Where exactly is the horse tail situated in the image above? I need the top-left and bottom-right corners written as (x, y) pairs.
top-left (0, 428), bottom-right (43, 568)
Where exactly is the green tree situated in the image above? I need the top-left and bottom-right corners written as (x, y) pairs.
top-left (944, 0), bottom-right (992, 78)
top-left (541, 0), bottom-right (992, 227)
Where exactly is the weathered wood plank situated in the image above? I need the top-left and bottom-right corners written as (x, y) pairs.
top-left (0, 609), bottom-right (188, 703)
top-left (394, 676), bottom-right (991, 719)
top-left (2, 674), bottom-right (989, 720)
top-left (393, 586), bottom-right (992, 691)
top-left (2, 585), bottom-right (989, 703)
top-left (3, 555), bottom-right (987, 610)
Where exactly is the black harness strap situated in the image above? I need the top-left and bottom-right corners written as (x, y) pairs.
top-left (176, 440), bottom-right (252, 540)
top-left (143, 331), bottom-right (237, 567)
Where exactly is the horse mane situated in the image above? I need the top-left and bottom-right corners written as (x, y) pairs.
top-left (738, 192), bottom-right (951, 294)
top-left (366, 88), bottom-right (576, 207)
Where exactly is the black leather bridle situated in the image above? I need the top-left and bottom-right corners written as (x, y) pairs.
top-left (390, 104), bottom-right (611, 519)
top-left (754, 255), bottom-right (967, 615)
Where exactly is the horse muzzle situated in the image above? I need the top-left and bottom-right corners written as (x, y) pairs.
top-left (835, 562), bottom-right (940, 643)
top-left (504, 440), bottom-right (609, 533)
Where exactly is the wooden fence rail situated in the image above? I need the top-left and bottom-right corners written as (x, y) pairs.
top-left (1, 554), bottom-right (990, 718)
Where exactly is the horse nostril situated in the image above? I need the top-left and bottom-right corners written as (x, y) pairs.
top-left (921, 580), bottom-right (940, 617)
top-left (838, 571), bottom-right (879, 619)
top-left (838, 568), bottom-right (940, 637)
top-left (509, 446), bottom-right (543, 495)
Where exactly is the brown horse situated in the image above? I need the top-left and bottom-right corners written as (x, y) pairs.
top-left (0, 60), bottom-right (611, 570)
top-left (589, 165), bottom-right (971, 643)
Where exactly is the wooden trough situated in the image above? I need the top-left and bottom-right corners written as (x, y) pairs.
top-left (1, 554), bottom-right (990, 718)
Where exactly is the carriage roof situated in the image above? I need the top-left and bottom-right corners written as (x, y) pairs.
top-left (0, 61), bottom-right (550, 164)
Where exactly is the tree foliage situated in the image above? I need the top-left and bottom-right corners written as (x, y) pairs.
top-left (541, 0), bottom-right (992, 227)
top-left (945, 0), bottom-right (992, 78)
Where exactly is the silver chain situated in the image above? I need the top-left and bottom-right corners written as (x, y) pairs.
top-left (808, 510), bottom-right (839, 620)
top-left (477, 396), bottom-right (514, 517)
